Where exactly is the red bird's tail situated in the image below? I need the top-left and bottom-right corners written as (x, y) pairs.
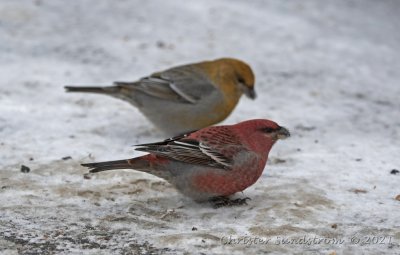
top-left (82, 157), bottom-right (150, 173)
top-left (82, 155), bottom-right (172, 180)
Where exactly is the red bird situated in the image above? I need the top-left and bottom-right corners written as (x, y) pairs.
top-left (82, 119), bottom-right (290, 207)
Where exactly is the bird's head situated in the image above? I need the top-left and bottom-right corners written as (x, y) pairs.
top-left (219, 58), bottom-right (256, 99)
top-left (235, 119), bottom-right (290, 152)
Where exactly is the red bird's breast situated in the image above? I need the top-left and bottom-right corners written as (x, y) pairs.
top-left (191, 161), bottom-right (266, 197)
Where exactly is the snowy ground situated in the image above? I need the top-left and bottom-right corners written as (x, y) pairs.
top-left (1, 0), bottom-right (400, 254)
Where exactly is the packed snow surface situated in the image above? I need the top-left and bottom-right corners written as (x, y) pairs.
top-left (1, 0), bottom-right (399, 254)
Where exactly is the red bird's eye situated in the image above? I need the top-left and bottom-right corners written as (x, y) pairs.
top-left (261, 127), bottom-right (276, 133)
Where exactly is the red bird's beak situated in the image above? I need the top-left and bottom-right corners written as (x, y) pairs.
top-left (276, 127), bottom-right (290, 140)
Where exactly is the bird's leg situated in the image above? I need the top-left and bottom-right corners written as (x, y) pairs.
top-left (209, 196), bottom-right (251, 208)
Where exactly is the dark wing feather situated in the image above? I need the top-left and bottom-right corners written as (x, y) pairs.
top-left (134, 128), bottom-right (240, 170)
top-left (115, 65), bottom-right (216, 104)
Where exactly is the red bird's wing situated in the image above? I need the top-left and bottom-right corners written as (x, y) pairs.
top-left (135, 127), bottom-right (244, 170)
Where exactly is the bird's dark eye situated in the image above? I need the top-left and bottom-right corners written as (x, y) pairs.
top-left (261, 127), bottom-right (276, 133)
top-left (237, 77), bottom-right (245, 84)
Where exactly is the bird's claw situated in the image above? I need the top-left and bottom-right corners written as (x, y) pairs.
top-left (210, 196), bottom-right (251, 209)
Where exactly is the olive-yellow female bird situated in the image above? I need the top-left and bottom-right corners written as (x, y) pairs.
top-left (65, 58), bottom-right (256, 136)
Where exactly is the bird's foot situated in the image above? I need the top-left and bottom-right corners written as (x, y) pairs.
top-left (209, 196), bottom-right (251, 209)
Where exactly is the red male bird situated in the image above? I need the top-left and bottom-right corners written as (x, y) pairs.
top-left (82, 119), bottom-right (290, 206)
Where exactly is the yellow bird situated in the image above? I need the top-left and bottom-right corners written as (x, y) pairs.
top-left (65, 58), bottom-right (256, 136)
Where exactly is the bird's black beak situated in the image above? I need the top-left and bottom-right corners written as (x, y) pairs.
top-left (276, 126), bottom-right (290, 140)
top-left (245, 87), bottom-right (257, 99)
